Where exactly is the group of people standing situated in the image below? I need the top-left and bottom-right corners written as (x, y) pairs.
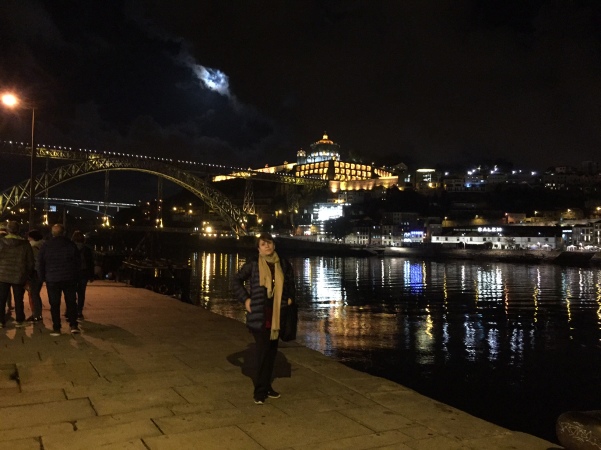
top-left (0, 221), bottom-right (95, 336)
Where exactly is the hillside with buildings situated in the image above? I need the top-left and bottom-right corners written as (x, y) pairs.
top-left (112, 134), bottom-right (601, 252)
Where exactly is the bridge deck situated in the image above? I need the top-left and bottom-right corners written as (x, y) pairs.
top-left (0, 140), bottom-right (327, 186)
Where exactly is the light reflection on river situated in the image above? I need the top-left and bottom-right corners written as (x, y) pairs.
top-left (188, 251), bottom-right (601, 443)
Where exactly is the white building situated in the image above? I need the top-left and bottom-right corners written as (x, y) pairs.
top-left (572, 220), bottom-right (601, 248)
top-left (431, 226), bottom-right (563, 250)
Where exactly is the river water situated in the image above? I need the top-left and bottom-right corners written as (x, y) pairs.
top-left (187, 251), bottom-right (601, 443)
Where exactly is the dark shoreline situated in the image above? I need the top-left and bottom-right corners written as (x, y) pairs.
top-left (90, 230), bottom-right (601, 267)
top-left (225, 236), bottom-right (601, 267)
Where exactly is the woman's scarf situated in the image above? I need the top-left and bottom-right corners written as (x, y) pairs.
top-left (258, 251), bottom-right (284, 340)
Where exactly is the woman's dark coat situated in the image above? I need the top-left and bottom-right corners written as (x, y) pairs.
top-left (232, 255), bottom-right (295, 332)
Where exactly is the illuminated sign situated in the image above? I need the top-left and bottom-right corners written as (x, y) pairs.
top-left (478, 227), bottom-right (503, 233)
top-left (314, 203), bottom-right (344, 222)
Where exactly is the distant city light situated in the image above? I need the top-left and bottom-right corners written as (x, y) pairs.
top-left (314, 203), bottom-right (344, 222)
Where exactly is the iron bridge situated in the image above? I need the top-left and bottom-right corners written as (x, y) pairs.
top-left (0, 141), bottom-right (328, 236)
top-left (0, 151), bottom-right (249, 235)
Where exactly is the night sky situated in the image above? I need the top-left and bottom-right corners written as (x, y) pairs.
top-left (1, 0), bottom-right (600, 183)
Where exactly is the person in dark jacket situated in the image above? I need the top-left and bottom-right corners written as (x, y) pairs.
top-left (0, 221), bottom-right (34, 328)
top-left (232, 232), bottom-right (295, 404)
top-left (71, 230), bottom-right (94, 321)
top-left (25, 229), bottom-right (44, 322)
top-left (38, 224), bottom-right (81, 336)
top-left (0, 221), bottom-right (14, 316)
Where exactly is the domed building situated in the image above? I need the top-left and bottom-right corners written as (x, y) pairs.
top-left (294, 133), bottom-right (386, 183)
top-left (217, 133), bottom-right (402, 193)
top-left (306, 134), bottom-right (341, 162)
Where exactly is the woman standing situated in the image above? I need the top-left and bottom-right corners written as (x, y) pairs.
top-left (232, 233), bottom-right (295, 404)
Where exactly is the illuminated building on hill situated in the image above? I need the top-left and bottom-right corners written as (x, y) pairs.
top-left (250, 134), bottom-right (402, 193)
top-left (295, 134), bottom-right (372, 181)
top-left (213, 133), bottom-right (416, 194)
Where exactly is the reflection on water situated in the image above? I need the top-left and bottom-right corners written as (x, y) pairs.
top-left (188, 252), bottom-right (601, 443)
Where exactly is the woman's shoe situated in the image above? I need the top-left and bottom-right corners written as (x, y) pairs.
top-left (267, 389), bottom-right (280, 399)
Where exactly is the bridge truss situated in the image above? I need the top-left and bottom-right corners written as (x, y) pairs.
top-left (0, 140), bottom-right (329, 235)
top-left (0, 141), bottom-right (328, 188)
top-left (0, 154), bottom-right (250, 236)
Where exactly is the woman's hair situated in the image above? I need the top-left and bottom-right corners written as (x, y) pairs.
top-left (28, 229), bottom-right (44, 241)
top-left (71, 230), bottom-right (85, 243)
top-left (256, 232), bottom-right (274, 247)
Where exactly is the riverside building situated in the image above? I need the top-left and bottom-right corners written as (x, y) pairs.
top-left (431, 226), bottom-right (564, 250)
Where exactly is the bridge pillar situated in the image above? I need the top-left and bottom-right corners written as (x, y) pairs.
top-left (243, 179), bottom-right (255, 215)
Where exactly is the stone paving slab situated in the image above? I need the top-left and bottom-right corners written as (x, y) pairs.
top-left (0, 422), bottom-right (72, 445)
top-left (153, 404), bottom-right (289, 434)
top-left (42, 419), bottom-right (162, 450)
top-left (339, 404), bottom-right (420, 432)
top-left (0, 281), bottom-right (561, 449)
top-left (75, 406), bottom-right (174, 430)
top-left (0, 388), bottom-right (65, 407)
top-left (144, 426), bottom-right (265, 450)
top-left (90, 387), bottom-right (188, 415)
top-left (0, 398), bottom-right (96, 430)
top-left (17, 360), bottom-right (101, 390)
top-left (237, 410), bottom-right (375, 449)
top-left (0, 438), bottom-right (43, 450)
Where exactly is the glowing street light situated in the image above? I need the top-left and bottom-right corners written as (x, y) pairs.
top-left (1, 92), bottom-right (36, 229)
top-left (1, 93), bottom-right (17, 107)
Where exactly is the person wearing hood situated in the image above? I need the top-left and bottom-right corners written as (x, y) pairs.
top-left (0, 221), bottom-right (34, 328)
top-left (38, 224), bottom-right (81, 336)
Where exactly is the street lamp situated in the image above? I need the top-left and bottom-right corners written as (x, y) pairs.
top-left (1, 93), bottom-right (35, 229)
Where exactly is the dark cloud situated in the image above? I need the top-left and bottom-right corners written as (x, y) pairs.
top-left (0, 0), bottom-right (280, 172)
top-left (1, 0), bottom-right (600, 190)
top-left (146, 0), bottom-right (601, 167)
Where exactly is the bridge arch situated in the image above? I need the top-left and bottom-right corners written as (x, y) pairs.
top-left (0, 156), bottom-right (249, 236)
